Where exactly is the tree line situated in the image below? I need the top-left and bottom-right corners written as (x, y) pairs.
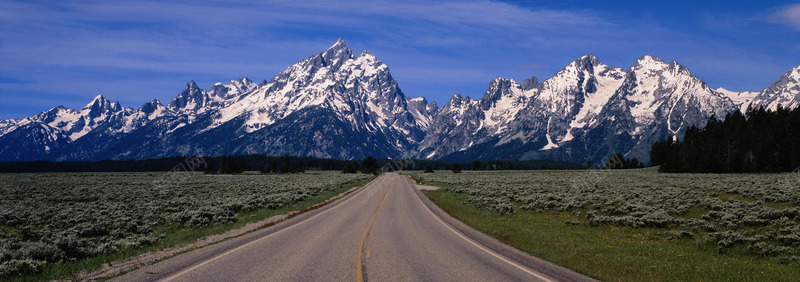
top-left (652, 105), bottom-right (800, 173)
top-left (341, 156), bottom-right (378, 174)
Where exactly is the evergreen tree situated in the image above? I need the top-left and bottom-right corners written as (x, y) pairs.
top-left (605, 152), bottom-right (643, 169)
top-left (271, 160), bottom-right (279, 173)
top-left (233, 157), bottom-right (245, 174)
top-left (278, 157), bottom-right (291, 174)
top-left (204, 161), bottom-right (218, 174)
top-left (451, 163), bottom-right (462, 173)
top-left (656, 106), bottom-right (800, 173)
top-left (360, 156), bottom-right (378, 175)
top-left (471, 160), bottom-right (482, 170)
top-left (220, 156), bottom-right (229, 174)
top-left (295, 159), bottom-right (306, 173)
top-left (342, 161), bottom-right (359, 173)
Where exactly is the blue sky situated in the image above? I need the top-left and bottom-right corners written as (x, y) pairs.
top-left (1, 0), bottom-right (799, 119)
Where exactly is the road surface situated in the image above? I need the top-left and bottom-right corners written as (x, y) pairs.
top-left (116, 173), bottom-right (592, 281)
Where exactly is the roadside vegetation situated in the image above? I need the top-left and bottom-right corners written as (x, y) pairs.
top-left (0, 172), bottom-right (371, 280)
top-left (413, 170), bottom-right (800, 281)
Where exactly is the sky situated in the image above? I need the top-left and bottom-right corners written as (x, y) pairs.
top-left (1, 0), bottom-right (799, 119)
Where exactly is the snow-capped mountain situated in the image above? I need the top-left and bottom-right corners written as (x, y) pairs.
top-left (0, 95), bottom-right (132, 161)
top-left (0, 39), bottom-right (430, 161)
top-left (714, 88), bottom-right (758, 113)
top-left (0, 119), bottom-right (18, 136)
top-left (1, 39), bottom-right (798, 164)
top-left (417, 76), bottom-right (538, 159)
top-left (749, 65), bottom-right (800, 111)
top-left (422, 55), bottom-right (744, 163)
top-left (406, 96), bottom-right (438, 131)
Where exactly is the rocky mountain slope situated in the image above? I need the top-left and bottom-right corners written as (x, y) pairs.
top-left (1, 40), bottom-right (797, 163)
top-left (0, 40), bottom-right (431, 161)
top-left (419, 55), bottom-right (796, 163)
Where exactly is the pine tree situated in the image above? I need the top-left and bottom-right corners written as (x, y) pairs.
top-left (471, 160), bottom-right (481, 170)
top-left (204, 161), bottom-right (218, 174)
top-left (360, 156), bottom-right (378, 175)
top-left (656, 106), bottom-right (800, 173)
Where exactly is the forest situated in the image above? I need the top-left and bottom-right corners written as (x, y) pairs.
top-left (652, 105), bottom-right (800, 173)
top-left (0, 155), bottom-right (583, 173)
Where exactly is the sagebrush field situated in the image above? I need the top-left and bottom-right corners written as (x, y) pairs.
top-left (0, 172), bottom-right (370, 278)
top-left (413, 169), bottom-right (800, 280)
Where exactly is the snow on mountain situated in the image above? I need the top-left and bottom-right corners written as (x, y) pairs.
top-left (4, 95), bottom-right (129, 142)
top-left (204, 39), bottom-right (427, 157)
top-left (715, 87), bottom-right (758, 113)
top-left (585, 56), bottom-right (737, 161)
top-left (0, 119), bottom-right (18, 136)
top-left (0, 39), bottom-right (432, 161)
top-left (421, 54), bottom-right (626, 160)
top-left (623, 56), bottom-right (735, 137)
top-left (167, 81), bottom-right (208, 114)
top-left (208, 78), bottom-right (258, 102)
top-left (68, 95), bottom-right (128, 140)
top-left (417, 93), bottom-right (480, 159)
top-left (510, 54), bottom-right (625, 146)
top-left (0, 95), bottom-right (133, 161)
top-left (481, 77), bottom-right (537, 135)
top-left (406, 96), bottom-right (438, 131)
top-left (750, 65), bottom-right (800, 110)
top-left (2, 39), bottom-right (797, 163)
top-left (425, 54), bottom-right (740, 163)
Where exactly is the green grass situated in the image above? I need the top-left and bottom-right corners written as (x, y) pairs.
top-left (423, 189), bottom-right (800, 281)
top-left (12, 177), bottom-right (372, 282)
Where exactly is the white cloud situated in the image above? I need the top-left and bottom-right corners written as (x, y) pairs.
top-left (766, 3), bottom-right (800, 30)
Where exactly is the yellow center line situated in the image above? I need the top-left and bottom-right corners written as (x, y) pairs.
top-left (357, 181), bottom-right (391, 282)
top-left (159, 176), bottom-right (382, 282)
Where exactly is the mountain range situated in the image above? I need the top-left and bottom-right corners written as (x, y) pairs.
top-left (1, 39), bottom-right (798, 164)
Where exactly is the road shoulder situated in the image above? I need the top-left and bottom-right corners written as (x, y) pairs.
top-left (401, 175), bottom-right (595, 282)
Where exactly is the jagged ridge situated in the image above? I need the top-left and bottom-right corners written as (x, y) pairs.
top-left (1, 40), bottom-right (798, 163)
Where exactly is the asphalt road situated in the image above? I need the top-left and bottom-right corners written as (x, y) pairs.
top-left (115, 173), bottom-right (592, 282)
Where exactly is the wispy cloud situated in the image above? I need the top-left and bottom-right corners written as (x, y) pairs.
top-left (517, 64), bottom-right (549, 69)
top-left (765, 3), bottom-right (800, 30)
top-left (0, 0), bottom-right (797, 119)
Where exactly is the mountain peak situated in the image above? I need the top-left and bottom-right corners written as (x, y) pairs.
top-left (522, 76), bottom-right (539, 91)
top-left (140, 99), bottom-right (164, 115)
top-left (635, 55), bottom-right (668, 70)
top-left (748, 64), bottom-right (800, 111)
top-left (480, 77), bottom-right (521, 110)
top-left (330, 38), bottom-right (347, 49)
top-left (234, 77), bottom-right (254, 85)
top-left (168, 80), bottom-right (206, 110)
top-left (359, 50), bottom-right (376, 59)
top-left (84, 94), bottom-right (109, 109)
top-left (578, 53), bottom-right (600, 65)
top-left (321, 39), bottom-right (354, 69)
top-left (82, 94), bottom-right (121, 118)
top-left (185, 80), bottom-right (199, 89)
top-left (786, 65), bottom-right (800, 79)
top-left (566, 54), bottom-right (602, 73)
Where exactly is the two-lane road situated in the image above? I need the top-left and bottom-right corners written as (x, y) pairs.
top-left (116, 173), bottom-right (591, 281)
